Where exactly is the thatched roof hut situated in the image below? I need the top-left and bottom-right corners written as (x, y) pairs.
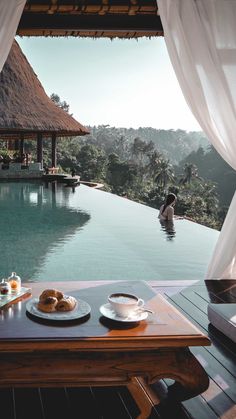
top-left (0, 40), bottom-right (89, 139)
top-left (17, 0), bottom-right (163, 39)
top-left (0, 40), bottom-right (89, 169)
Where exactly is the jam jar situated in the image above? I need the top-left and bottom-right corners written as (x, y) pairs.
top-left (0, 279), bottom-right (11, 295)
top-left (8, 272), bottom-right (21, 293)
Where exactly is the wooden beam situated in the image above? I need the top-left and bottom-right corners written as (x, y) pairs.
top-left (20, 133), bottom-right (24, 158)
top-left (18, 13), bottom-right (163, 34)
top-left (51, 133), bottom-right (57, 168)
top-left (23, 1), bottom-right (158, 15)
top-left (37, 132), bottom-right (43, 166)
top-left (24, 5), bottom-right (157, 14)
top-left (14, 139), bottom-right (20, 151)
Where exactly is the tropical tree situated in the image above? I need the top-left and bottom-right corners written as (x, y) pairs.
top-left (130, 137), bottom-right (147, 165)
top-left (179, 163), bottom-right (201, 184)
top-left (146, 150), bottom-right (163, 180)
top-left (50, 93), bottom-right (71, 114)
top-left (198, 182), bottom-right (219, 215)
top-left (107, 154), bottom-right (138, 195)
top-left (155, 159), bottom-right (175, 189)
top-left (77, 144), bottom-right (107, 181)
top-left (114, 135), bottom-right (129, 160)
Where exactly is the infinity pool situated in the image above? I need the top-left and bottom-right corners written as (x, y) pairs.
top-left (0, 181), bottom-right (219, 282)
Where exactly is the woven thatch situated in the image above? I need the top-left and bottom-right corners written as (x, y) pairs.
top-left (17, 0), bottom-right (163, 39)
top-left (0, 41), bottom-right (89, 139)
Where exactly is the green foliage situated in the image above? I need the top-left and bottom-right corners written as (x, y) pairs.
top-left (50, 93), bottom-right (71, 114)
top-left (178, 145), bottom-right (236, 206)
top-left (76, 144), bottom-right (107, 181)
top-left (107, 154), bottom-right (138, 194)
top-left (1, 119), bottom-right (229, 231)
top-left (0, 148), bottom-right (9, 157)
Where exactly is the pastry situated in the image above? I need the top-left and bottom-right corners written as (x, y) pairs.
top-left (56, 296), bottom-right (77, 312)
top-left (37, 296), bottom-right (58, 313)
top-left (39, 289), bottom-right (63, 302)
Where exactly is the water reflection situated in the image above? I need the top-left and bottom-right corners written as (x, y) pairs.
top-left (0, 181), bottom-right (90, 280)
top-left (159, 220), bottom-right (176, 241)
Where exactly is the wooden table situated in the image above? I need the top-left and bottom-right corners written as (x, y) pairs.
top-left (0, 281), bottom-right (210, 418)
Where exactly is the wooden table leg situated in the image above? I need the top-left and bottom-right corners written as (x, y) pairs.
top-left (127, 348), bottom-right (209, 418)
top-left (161, 348), bottom-right (209, 401)
top-left (127, 377), bottom-right (161, 419)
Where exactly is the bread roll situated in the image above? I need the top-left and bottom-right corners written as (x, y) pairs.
top-left (39, 289), bottom-right (63, 302)
top-left (37, 296), bottom-right (58, 313)
top-left (56, 296), bottom-right (76, 312)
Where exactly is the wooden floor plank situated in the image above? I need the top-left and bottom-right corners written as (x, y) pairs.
top-left (166, 291), bottom-right (236, 360)
top-left (191, 347), bottom-right (236, 403)
top-left (151, 380), bottom-right (190, 419)
top-left (66, 387), bottom-right (102, 419)
top-left (200, 378), bottom-right (236, 419)
top-left (165, 292), bottom-right (210, 332)
top-left (118, 386), bottom-right (142, 418)
top-left (92, 386), bottom-right (136, 419)
top-left (154, 399), bottom-right (190, 419)
top-left (40, 388), bottom-right (70, 419)
top-left (180, 290), bottom-right (236, 378)
top-left (181, 290), bottom-right (209, 315)
top-left (165, 293), bottom-right (236, 405)
top-left (14, 388), bottom-right (44, 419)
top-left (0, 388), bottom-right (15, 419)
top-left (182, 395), bottom-right (219, 419)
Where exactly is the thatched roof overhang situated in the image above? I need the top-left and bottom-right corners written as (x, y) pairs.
top-left (17, 0), bottom-right (163, 39)
top-left (0, 41), bottom-right (89, 140)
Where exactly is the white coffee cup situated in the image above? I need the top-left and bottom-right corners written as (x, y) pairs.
top-left (108, 292), bottom-right (144, 318)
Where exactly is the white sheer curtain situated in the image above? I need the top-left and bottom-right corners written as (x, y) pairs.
top-left (0, 0), bottom-right (26, 72)
top-left (158, 0), bottom-right (236, 279)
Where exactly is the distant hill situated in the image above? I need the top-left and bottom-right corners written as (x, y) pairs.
top-left (86, 126), bottom-right (209, 164)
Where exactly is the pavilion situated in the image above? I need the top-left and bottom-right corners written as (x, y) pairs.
top-left (0, 40), bottom-right (89, 178)
top-left (17, 0), bottom-right (163, 39)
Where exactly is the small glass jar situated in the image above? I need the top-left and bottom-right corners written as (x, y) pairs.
top-left (0, 279), bottom-right (11, 295)
top-left (8, 272), bottom-right (21, 293)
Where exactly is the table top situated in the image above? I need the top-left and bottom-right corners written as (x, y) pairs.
top-left (0, 280), bottom-right (210, 351)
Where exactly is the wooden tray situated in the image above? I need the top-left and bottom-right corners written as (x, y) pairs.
top-left (0, 287), bottom-right (31, 310)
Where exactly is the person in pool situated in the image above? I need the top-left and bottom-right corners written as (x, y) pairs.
top-left (158, 193), bottom-right (177, 221)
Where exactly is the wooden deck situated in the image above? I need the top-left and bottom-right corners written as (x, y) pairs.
top-left (1, 280), bottom-right (236, 419)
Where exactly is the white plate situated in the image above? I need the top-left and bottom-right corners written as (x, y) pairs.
top-left (99, 303), bottom-right (148, 322)
top-left (26, 297), bottom-right (91, 321)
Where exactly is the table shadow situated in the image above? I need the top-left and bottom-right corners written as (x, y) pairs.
top-left (26, 310), bottom-right (91, 327)
top-left (99, 315), bottom-right (141, 330)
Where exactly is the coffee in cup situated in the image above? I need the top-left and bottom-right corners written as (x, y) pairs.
top-left (108, 292), bottom-right (144, 317)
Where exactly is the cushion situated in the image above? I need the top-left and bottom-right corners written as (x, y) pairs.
top-left (208, 303), bottom-right (236, 343)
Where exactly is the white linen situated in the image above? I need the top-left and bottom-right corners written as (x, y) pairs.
top-left (158, 0), bottom-right (236, 279)
top-left (0, 0), bottom-right (26, 72)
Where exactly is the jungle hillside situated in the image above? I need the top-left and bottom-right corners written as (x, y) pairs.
top-left (3, 94), bottom-right (235, 231)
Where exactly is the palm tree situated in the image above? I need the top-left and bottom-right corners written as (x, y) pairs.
top-left (180, 163), bottom-right (202, 184)
top-left (146, 150), bottom-right (163, 179)
top-left (155, 159), bottom-right (175, 189)
top-left (199, 182), bottom-right (219, 215)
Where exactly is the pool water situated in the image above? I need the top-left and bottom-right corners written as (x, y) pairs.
top-left (0, 181), bottom-right (219, 283)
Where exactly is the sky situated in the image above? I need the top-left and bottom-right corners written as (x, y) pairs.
top-left (17, 36), bottom-right (201, 132)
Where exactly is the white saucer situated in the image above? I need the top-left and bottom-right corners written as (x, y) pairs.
top-left (99, 303), bottom-right (148, 322)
